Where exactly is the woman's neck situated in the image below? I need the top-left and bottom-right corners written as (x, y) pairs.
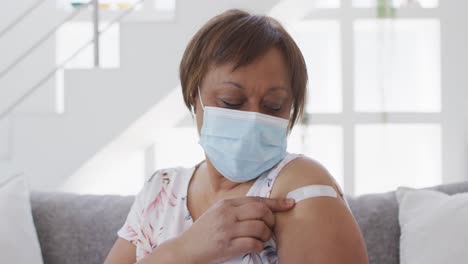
top-left (204, 160), bottom-right (242, 194)
top-left (195, 159), bottom-right (255, 201)
top-left (186, 159), bottom-right (257, 221)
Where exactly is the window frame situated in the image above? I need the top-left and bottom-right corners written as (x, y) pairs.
top-left (300, 3), bottom-right (443, 195)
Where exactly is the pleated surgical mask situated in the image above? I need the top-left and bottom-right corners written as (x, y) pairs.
top-left (197, 86), bottom-right (289, 182)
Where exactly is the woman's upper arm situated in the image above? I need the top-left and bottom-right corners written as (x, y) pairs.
top-left (274, 196), bottom-right (368, 263)
top-left (104, 238), bottom-right (137, 264)
top-left (271, 158), bottom-right (369, 263)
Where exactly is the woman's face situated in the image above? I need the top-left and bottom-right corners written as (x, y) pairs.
top-left (195, 47), bottom-right (293, 134)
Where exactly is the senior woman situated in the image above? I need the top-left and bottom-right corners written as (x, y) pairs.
top-left (105, 9), bottom-right (368, 264)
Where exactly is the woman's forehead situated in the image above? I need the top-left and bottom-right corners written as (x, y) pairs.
top-left (203, 48), bottom-right (291, 92)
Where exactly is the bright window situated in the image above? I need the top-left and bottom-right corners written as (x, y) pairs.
top-left (353, 0), bottom-right (438, 8)
top-left (287, 21), bottom-right (342, 113)
top-left (354, 19), bottom-right (440, 112)
top-left (279, 1), bottom-right (442, 195)
top-left (355, 124), bottom-right (441, 194)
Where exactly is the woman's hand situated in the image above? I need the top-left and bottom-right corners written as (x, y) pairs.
top-left (178, 196), bottom-right (295, 264)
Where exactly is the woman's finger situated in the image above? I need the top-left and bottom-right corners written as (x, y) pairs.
top-left (234, 202), bottom-right (275, 229)
top-left (261, 197), bottom-right (295, 212)
top-left (231, 220), bottom-right (272, 242)
top-left (228, 237), bottom-right (265, 256)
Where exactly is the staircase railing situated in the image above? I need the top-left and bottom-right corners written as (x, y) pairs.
top-left (0, 0), bottom-right (145, 121)
top-left (0, 0), bottom-right (49, 41)
top-left (0, 0), bottom-right (48, 40)
top-left (0, 1), bottom-right (92, 80)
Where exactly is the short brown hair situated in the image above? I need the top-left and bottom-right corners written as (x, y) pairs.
top-left (179, 9), bottom-right (308, 129)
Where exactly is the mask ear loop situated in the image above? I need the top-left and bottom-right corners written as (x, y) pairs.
top-left (197, 85), bottom-right (205, 110)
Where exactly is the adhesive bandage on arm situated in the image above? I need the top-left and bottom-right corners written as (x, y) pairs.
top-left (286, 185), bottom-right (338, 202)
top-left (286, 184), bottom-right (352, 210)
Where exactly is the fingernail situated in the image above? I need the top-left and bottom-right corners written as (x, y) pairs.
top-left (285, 198), bottom-right (295, 205)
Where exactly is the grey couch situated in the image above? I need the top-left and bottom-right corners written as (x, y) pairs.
top-left (30, 181), bottom-right (468, 264)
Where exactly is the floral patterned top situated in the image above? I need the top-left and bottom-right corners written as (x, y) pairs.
top-left (117, 153), bottom-right (344, 263)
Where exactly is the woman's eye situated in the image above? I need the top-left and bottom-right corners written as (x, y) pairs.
top-left (266, 104), bottom-right (282, 112)
top-left (221, 100), bottom-right (243, 108)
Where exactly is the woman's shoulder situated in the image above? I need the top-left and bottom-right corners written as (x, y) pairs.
top-left (271, 154), bottom-right (344, 199)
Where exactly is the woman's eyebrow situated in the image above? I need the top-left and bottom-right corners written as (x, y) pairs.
top-left (268, 86), bottom-right (289, 92)
top-left (222, 81), bottom-right (244, 89)
top-left (221, 81), bottom-right (288, 91)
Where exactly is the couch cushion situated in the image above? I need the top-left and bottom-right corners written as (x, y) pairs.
top-left (396, 187), bottom-right (468, 264)
top-left (0, 174), bottom-right (43, 264)
top-left (346, 181), bottom-right (468, 264)
top-left (30, 181), bottom-right (468, 264)
top-left (30, 192), bottom-right (133, 264)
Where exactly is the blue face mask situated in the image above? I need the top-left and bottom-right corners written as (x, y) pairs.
top-left (197, 87), bottom-right (289, 183)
